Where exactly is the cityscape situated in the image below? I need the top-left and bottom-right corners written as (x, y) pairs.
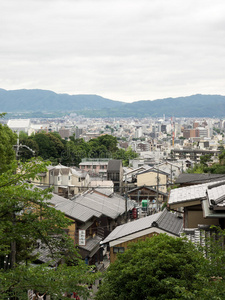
top-left (1, 0), bottom-right (225, 298)
top-left (1, 110), bottom-right (225, 299)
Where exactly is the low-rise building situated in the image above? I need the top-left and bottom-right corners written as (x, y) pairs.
top-left (101, 209), bottom-right (183, 263)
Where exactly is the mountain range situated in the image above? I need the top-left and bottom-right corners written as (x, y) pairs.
top-left (0, 88), bottom-right (225, 118)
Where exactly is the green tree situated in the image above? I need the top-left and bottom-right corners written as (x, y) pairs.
top-left (61, 138), bottom-right (89, 167)
top-left (200, 154), bottom-right (213, 167)
top-left (96, 234), bottom-right (214, 300)
top-left (33, 132), bottom-right (65, 163)
top-left (0, 122), bottom-right (17, 173)
top-left (113, 147), bottom-right (138, 166)
top-left (0, 159), bottom-right (97, 299)
top-left (88, 134), bottom-right (118, 157)
top-left (18, 135), bottom-right (39, 161)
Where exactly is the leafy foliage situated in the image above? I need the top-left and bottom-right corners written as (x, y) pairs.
top-left (21, 133), bottom-right (138, 167)
top-left (0, 122), bottom-right (17, 173)
top-left (0, 159), bottom-right (98, 299)
top-left (187, 152), bottom-right (225, 174)
top-left (96, 234), bottom-right (225, 300)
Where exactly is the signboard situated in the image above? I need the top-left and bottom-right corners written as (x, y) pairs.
top-left (79, 230), bottom-right (86, 246)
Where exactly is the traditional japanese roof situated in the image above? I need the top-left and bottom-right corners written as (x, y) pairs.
top-left (102, 209), bottom-right (183, 244)
top-left (128, 185), bottom-right (168, 196)
top-left (138, 167), bottom-right (170, 176)
top-left (71, 167), bottom-right (87, 178)
top-left (175, 173), bottom-right (225, 185)
top-left (48, 190), bottom-right (133, 223)
top-left (169, 180), bottom-right (225, 218)
top-left (78, 235), bottom-right (102, 254)
top-left (169, 183), bottom-right (208, 208)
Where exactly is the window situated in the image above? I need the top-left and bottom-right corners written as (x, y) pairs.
top-left (113, 247), bottom-right (125, 253)
top-left (68, 176), bottom-right (71, 180)
top-left (58, 176), bottom-right (60, 181)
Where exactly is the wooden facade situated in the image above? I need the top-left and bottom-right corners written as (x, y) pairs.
top-left (110, 231), bottom-right (159, 263)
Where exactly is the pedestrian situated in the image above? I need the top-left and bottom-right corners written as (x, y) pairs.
top-left (37, 292), bottom-right (46, 299)
top-left (32, 291), bottom-right (37, 300)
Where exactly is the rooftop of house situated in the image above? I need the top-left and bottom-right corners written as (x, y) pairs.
top-left (137, 167), bottom-right (170, 176)
top-left (102, 209), bottom-right (183, 244)
top-left (48, 190), bottom-right (134, 223)
top-left (128, 185), bottom-right (168, 197)
top-left (169, 180), bottom-right (225, 218)
top-left (175, 173), bottom-right (225, 185)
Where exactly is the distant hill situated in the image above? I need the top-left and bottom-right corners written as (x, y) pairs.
top-left (83, 94), bottom-right (225, 118)
top-left (0, 89), bottom-right (225, 118)
top-left (0, 88), bottom-right (124, 112)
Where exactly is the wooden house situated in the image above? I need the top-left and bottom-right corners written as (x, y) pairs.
top-left (101, 209), bottom-right (183, 263)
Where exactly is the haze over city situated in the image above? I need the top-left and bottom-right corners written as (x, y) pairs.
top-left (1, 0), bottom-right (225, 102)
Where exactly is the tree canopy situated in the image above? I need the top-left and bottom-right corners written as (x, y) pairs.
top-left (19, 132), bottom-right (138, 167)
top-left (0, 122), bottom-right (17, 173)
top-left (187, 152), bottom-right (225, 174)
top-left (0, 159), bottom-right (98, 299)
top-left (96, 234), bottom-right (225, 300)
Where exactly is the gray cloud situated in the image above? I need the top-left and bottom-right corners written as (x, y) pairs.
top-left (1, 0), bottom-right (225, 102)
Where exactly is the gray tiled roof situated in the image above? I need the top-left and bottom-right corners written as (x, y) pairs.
top-left (169, 180), bottom-right (225, 218)
top-left (207, 181), bottom-right (225, 207)
top-left (156, 209), bottom-right (183, 236)
top-left (138, 167), bottom-right (169, 176)
top-left (175, 173), bottom-right (225, 185)
top-left (94, 188), bottom-right (113, 196)
top-left (102, 209), bottom-right (182, 244)
top-left (128, 185), bottom-right (168, 196)
top-left (169, 183), bottom-right (208, 205)
top-left (48, 191), bottom-right (131, 222)
top-left (79, 235), bottom-right (102, 252)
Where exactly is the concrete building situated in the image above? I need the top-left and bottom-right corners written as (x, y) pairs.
top-left (79, 158), bottom-right (109, 179)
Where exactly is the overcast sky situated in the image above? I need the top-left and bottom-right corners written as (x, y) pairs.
top-left (1, 0), bottom-right (225, 103)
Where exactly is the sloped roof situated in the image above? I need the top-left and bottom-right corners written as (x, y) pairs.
top-left (207, 180), bottom-right (225, 207)
top-left (157, 161), bottom-right (180, 169)
top-left (138, 167), bottom-right (169, 176)
top-left (102, 209), bottom-right (183, 244)
top-left (169, 183), bottom-right (208, 206)
top-left (79, 235), bottom-right (102, 252)
top-left (155, 209), bottom-right (183, 235)
top-left (175, 173), bottom-right (225, 185)
top-left (128, 185), bottom-right (168, 197)
top-left (71, 168), bottom-right (87, 178)
top-left (94, 188), bottom-right (114, 197)
top-left (48, 190), bottom-right (132, 223)
top-left (169, 180), bottom-right (225, 218)
top-left (52, 164), bottom-right (72, 175)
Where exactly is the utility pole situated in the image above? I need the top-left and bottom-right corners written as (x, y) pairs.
top-left (125, 173), bottom-right (128, 222)
top-left (10, 134), bottom-right (35, 269)
top-left (156, 167), bottom-right (160, 212)
top-left (14, 135), bottom-right (35, 160)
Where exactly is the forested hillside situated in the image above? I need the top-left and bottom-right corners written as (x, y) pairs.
top-left (1, 88), bottom-right (225, 117)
